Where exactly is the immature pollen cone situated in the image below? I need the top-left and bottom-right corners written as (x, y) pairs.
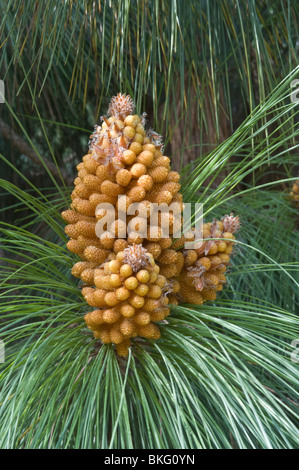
top-left (62, 93), bottom-right (240, 356)
top-left (175, 216), bottom-right (240, 304)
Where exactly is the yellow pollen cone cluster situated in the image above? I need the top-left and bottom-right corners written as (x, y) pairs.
top-left (175, 215), bottom-right (240, 304)
top-left (81, 246), bottom-right (170, 357)
top-left (62, 93), bottom-right (240, 356)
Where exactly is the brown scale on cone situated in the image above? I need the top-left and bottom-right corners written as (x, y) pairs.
top-left (62, 92), bottom-right (241, 356)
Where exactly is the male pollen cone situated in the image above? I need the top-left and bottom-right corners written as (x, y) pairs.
top-left (62, 93), bottom-right (240, 356)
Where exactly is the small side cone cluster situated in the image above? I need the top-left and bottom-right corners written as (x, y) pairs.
top-left (174, 216), bottom-right (240, 304)
top-left (62, 93), bottom-right (240, 356)
top-left (290, 179), bottom-right (299, 208)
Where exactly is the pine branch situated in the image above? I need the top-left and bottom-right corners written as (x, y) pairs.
top-left (0, 118), bottom-right (69, 183)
